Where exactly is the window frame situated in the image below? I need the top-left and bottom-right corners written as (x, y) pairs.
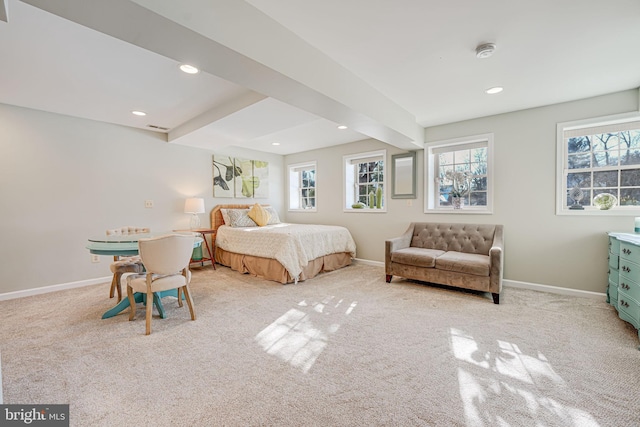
top-left (343, 149), bottom-right (387, 213)
top-left (287, 161), bottom-right (317, 212)
top-left (556, 111), bottom-right (640, 216)
top-left (424, 133), bottom-right (494, 214)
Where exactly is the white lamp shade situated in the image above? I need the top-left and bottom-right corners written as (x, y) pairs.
top-left (184, 198), bottom-right (205, 214)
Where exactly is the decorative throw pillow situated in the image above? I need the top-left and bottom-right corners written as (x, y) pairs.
top-left (264, 207), bottom-right (281, 224)
top-left (220, 209), bottom-right (231, 225)
top-left (248, 203), bottom-right (271, 227)
top-left (227, 209), bottom-right (257, 227)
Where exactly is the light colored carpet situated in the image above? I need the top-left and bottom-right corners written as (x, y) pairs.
top-left (1, 263), bottom-right (639, 426)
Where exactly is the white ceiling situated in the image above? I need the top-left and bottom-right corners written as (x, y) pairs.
top-left (2, 0), bottom-right (640, 155)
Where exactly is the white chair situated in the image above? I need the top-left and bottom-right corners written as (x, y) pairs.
top-left (126, 234), bottom-right (197, 335)
top-left (106, 227), bottom-right (150, 301)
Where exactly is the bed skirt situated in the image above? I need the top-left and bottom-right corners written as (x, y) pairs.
top-left (214, 246), bottom-right (352, 284)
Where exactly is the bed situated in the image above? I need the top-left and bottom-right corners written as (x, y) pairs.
top-left (210, 204), bottom-right (356, 284)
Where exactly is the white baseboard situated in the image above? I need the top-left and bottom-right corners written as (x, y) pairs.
top-left (353, 258), bottom-right (606, 300)
top-left (0, 265), bottom-right (607, 302)
top-left (353, 258), bottom-right (384, 267)
top-left (503, 279), bottom-right (606, 300)
top-left (0, 276), bottom-right (110, 301)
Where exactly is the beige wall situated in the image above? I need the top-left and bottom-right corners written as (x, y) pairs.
top-left (0, 103), bottom-right (284, 294)
top-left (285, 89), bottom-right (640, 293)
top-left (2, 89), bottom-right (639, 295)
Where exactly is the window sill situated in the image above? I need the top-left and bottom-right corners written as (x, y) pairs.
top-left (288, 209), bottom-right (317, 213)
top-left (344, 208), bottom-right (387, 213)
top-left (557, 207), bottom-right (640, 216)
top-left (425, 208), bottom-right (493, 215)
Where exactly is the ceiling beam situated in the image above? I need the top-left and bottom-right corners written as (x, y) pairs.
top-left (0, 0), bottom-right (8, 22)
top-left (20, 0), bottom-right (424, 150)
top-left (168, 91), bottom-right (267, 143)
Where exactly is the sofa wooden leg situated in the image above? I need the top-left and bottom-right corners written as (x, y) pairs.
top-left (385, 275), bottom-right (392, 283)
top-left (492, 293), bottom-right (500, 304)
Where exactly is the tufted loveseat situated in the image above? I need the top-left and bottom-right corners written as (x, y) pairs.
top-left (385, 222), bottom-right (504, 304)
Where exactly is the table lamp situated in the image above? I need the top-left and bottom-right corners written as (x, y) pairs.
top-left (184, 197), bottom-right (205, 230)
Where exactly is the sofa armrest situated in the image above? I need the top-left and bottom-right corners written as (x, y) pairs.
top-left (385, 224), bottom-right (414, 266)
top-left (489, 225), bottom-right (504, 293)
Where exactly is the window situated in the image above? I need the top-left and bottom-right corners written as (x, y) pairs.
top-left (343, 150), bottom-right (386, 212)
top-left (557, 112), bottom-right (640, 215)
top-left (288, 162), bottom-right (316, 211)
top-left (425, 134), bottom-right (493, 213)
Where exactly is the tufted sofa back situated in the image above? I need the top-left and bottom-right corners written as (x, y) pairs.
top-left (410, 223), bottom-right (498, 255)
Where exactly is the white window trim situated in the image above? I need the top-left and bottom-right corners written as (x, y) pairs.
top-left (424, 133), bottom-right (494, 214)
top-left (556, 111), bottom-right (640, 216)
top-left (287, 161), bottom-right (317, 212)
top-left (343, 149), bottom-right (387, 213)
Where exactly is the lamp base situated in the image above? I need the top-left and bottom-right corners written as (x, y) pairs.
top-left (190, 214), bottom-right (201, 230)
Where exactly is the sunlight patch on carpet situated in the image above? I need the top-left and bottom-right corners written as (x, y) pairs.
top-left (254, 298), bottom-right (357, 373)
top-left (451, 328), bottom-right (600, 427)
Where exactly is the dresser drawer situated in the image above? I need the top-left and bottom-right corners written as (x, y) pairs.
top-left (617, 292), bottom-right (640, 329)
top-left (619, 257), bottom-right (640, 283)
top-left (619, 241), bottom-right (640, 261)
top-left (618, 278), bottom-right (640, 302)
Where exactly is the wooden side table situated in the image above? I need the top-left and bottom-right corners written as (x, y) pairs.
top-left (174, 228), bottom-right (216, 269)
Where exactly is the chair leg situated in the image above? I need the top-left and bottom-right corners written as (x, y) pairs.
top-left (127, 285), bottom-right (136, 321)
top-left (177, 287), bottom-right (183, 307)
top-left (182, 285), bottom-right (196, 321)
top-left (109, 272), bottom-right (123, 302)
top-left (386, 275), bottom-right (392, 283)
top-left (145, 290), bottom-right (153, 335)
top-left (115, 272), bottom-right (123, 302)
top-left (492, 293), bottom-right (500, 304)
top-left (109, 274), bottom-right (117, 299)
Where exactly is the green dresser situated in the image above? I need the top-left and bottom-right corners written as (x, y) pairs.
top-left (608, 232), bottom-right (640, 349)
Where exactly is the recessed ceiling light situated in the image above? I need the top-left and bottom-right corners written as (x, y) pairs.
top-left (131, 110), bottom-right (147, 116)
top-left (485, 86), bottom-right (504, 94)
top-left (179, 64), bottom-right (199, 74)
top-left (337, 125), bottom-right (348, 130)
top-left (271, 142), bottom-right (280, 146)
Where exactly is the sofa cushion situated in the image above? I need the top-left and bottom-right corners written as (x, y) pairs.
top-left (435, 251), bottom-right (490, 276)
top-left (390, 247), bottom-right (445, 268)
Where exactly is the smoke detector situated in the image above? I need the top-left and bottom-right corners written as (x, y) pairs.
top-left (476, 43), bottom-right (496, 59)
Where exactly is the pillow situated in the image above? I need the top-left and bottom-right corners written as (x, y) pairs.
top-left (248, 203), bottom-right (271, 226)
top-left (227, 209), bottom-right (258, 227)
top-left (220, 209), bottom-right (231, 225)
top-left (264, 207), bottom-right (281, 224)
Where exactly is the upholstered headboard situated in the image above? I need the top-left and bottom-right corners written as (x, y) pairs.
top-left (210, 204), bottom-right (271, 233)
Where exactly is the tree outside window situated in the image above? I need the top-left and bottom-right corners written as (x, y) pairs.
top-left (288, 162), bottom-right (316, 211)
top-left (559, 114), bottom-right (640, 213)
top-left (425, 134), bottom-right (493, 213)
top-left (344, 150), bottom-right (386, 212)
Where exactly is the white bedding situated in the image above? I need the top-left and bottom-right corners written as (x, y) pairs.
top-left (215, 223), bottom-right (356, 280)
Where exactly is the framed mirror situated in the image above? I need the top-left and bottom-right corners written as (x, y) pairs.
top-left (391, 151), bottom-right (417, 199)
